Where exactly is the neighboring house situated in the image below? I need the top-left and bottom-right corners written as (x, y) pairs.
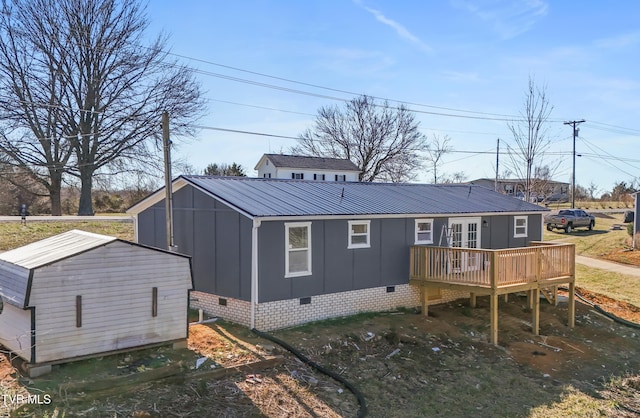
top-left (0, 230), bottom-right (193, 377)
top-left (127, 176), bottom-right (567, 340)
top-left (471, 178), bottom-right (569, 200)
top-left (255, 153), bottom-right (360, 181)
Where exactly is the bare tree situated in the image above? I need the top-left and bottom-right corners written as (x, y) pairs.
top-left (425, 134), bottom-right (453, 184)
top-left (440, 171), bottom-right (467, 184)
top-left (587, 181), bottom-right (599, 200)
top-left (506, 76), bottom-right (554, 202)
top-left (0, 0), bottom-right (205, 215)
top-left (292, 95), bottom-right (427, 182)
top-left (530, 164), bottom-right (561, 200)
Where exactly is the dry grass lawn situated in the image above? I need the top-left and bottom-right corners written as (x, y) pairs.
top-left (2, 215), bottom-right (640, 416)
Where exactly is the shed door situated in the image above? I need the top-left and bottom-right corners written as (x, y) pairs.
top-left (449, 217), bottom-right (481, 272)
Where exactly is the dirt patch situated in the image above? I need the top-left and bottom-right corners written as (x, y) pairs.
top-left (575, 286), bottom-right (640, 324)
top-left (5, 297), bottom-right (640, 417)
top-left (602, 247), bottom-right (640, 266)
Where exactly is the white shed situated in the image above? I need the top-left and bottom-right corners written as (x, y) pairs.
top-left (0, 230), bottom-right (193, 376)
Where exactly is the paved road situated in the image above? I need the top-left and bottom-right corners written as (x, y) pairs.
top-left (576, 255), bottom-right (640, 277)
top-left (0, 215), bottom-right (133, 222)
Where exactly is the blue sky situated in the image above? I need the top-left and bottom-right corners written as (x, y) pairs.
top-left (146, 0), bottom-right (640, 194)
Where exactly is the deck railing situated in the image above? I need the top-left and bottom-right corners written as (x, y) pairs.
top-left (410, 242), bottom-right (574, 289)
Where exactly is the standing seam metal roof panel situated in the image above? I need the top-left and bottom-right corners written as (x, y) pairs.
top-left (182, 176), bottom-right (548, 217)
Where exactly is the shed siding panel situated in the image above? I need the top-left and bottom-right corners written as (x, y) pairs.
top-left (0, 260), bottom-right (29, 307)
top-left (0, 303), bottom-right (31, 361)
top-left (28, 242), bottom-right (191, 363)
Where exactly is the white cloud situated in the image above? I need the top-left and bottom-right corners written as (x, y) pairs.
top-left (357, 2), bottom-right (433, 53)
top-left (452, 0), bottom-right (548, 39)
top-left (594, 31), bottom-right (640, 49)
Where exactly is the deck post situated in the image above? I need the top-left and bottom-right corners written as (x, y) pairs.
top-left (489, 251), bottom-right (499, 345)
top-left (532, 288), bottom-right (540, 335)
top-left (490, 293), bottom-right (498, 345)
top-left (470, 292), bottom-right (476, 308)
top-left (568, 281), bottom-right (575, 328)
top-left (421, 287), bottom-right (429, 317)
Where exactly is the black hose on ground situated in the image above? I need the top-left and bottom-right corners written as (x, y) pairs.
top-left (558, 286), bottom-right (640, 330)
top-left (251, 328), bottom-right (367, 418)
top-left (592, 304), bottom-right (640, 330)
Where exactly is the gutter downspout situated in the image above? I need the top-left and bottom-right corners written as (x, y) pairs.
top-left (251, 219), bottom-right (261, 329)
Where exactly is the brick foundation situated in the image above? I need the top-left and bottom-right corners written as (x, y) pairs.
top-left (191, 286), bottom-right (468, 331)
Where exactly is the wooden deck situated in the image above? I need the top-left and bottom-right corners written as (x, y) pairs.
top-left (409, 242), bottom-right (575, 345)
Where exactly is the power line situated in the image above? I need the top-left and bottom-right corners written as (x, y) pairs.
top-left (168, 51), bottom-right (529, 119)
top-left (210, 99), bottom-right (315, 116)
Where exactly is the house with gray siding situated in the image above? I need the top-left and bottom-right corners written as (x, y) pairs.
top-left (0, 230), bottom-right (193, 376)
top-left (128, 176), bottom-right (549, 331)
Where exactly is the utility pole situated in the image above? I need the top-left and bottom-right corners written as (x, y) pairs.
top-left (564, 120), bottom-right (585, 208)
top-left (162, 111), bottom-right (176, 251)
top-left (495, 138), bottom-right (500, 192)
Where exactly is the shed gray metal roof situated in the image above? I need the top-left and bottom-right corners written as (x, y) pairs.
top-left (260, 154), bottom-right (360, 171)
top-left (0, 230), bottom-right (116, 308)
top-left (0, 230), bottom-right (191, 309)
top-left (0, 230), bottom-right (116, 270)
top-left (182, 176), bottom-right (548, 218)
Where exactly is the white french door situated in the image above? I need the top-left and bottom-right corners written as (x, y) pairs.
top-left (448, 217), bottom-right (481, 272)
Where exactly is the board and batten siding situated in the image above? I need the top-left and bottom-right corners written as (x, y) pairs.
top-left (27, 241), bottom-right (191, 363)
top-left (0, 303), bottom-right (31, 361)
top-left (257, 214), bottom-right (544, 303)
top-left (137, 185), bottom-right (252, 301)
top-left (258, 218), bottom-right (414, 303)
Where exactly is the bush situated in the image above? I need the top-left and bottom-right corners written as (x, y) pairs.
top-left (628, 223), bottom-right (634, 236)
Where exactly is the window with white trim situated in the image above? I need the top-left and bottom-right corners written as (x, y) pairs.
top-left (335, 174), bottom-right (346, 181)
top-left (514, 216), bottom-right (528, 238)
top-left (292, 173), bottom-right (304, 180)
top-left (348, 220), bottom-right (370, 249)
top-left (285, 222), bottom-right (312, 277)
top-left (414, 219), bottom-right (434, 244)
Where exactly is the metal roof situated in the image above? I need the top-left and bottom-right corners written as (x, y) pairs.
top-left (0, 230), bottom-right (116, 308)
top-left (182, 176), bottom-right (548, 218)
top-left (259, 154), bottom-right (360, 171)
top-left (0, 229), bottom-right (116, 270)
